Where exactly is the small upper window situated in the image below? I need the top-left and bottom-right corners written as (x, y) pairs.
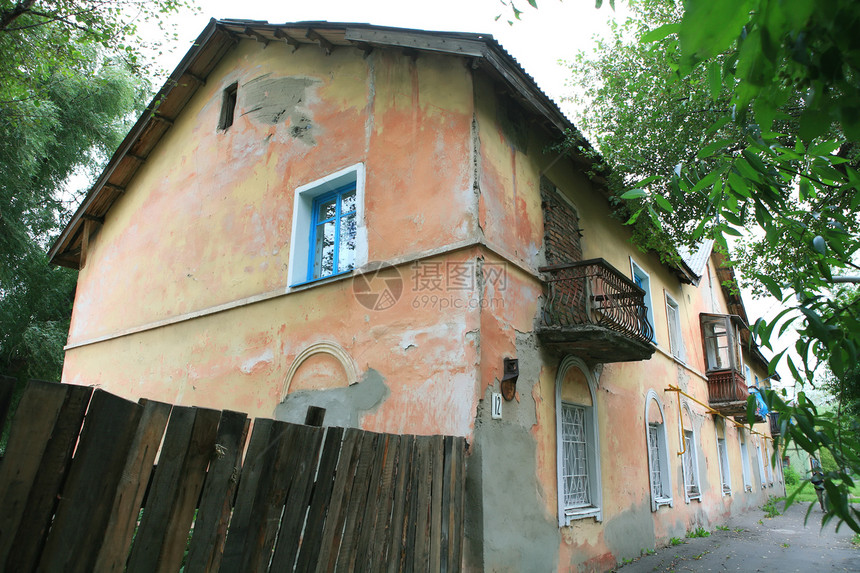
top-left (219, 82), bottom-right (238, 130)
top-left (665, 294), bottom-right (685, 362)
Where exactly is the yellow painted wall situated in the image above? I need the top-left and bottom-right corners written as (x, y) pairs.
top-left (68, 40), bottom-right (476, 344)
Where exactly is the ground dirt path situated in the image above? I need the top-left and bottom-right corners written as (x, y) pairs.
top-left (615, 500), bottom-right (859, 572)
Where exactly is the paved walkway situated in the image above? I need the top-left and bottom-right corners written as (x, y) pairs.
top-left (616, 500), bottom-right (859, 572)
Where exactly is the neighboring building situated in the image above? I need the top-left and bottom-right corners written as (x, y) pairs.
top-left (49, 20), bottom-right (784, 571)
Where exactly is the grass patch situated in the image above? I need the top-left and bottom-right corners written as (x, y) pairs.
top-left (686, 527), bottom-right (710, 539)
top-left (763, 496), bottom-right (783, 518)
top-left (715, 525), bottom-right (730, 531)
top-left (669, 536), bottom-right (683, 546)
top-left (787, 481), bottom-right (860, 504)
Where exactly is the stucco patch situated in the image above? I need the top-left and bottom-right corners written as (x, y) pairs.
top-left (273, 368), bottom-right (388, 427)
top-left (242, 74), bottom-right (319, 145)
top-left (603, 500), bottom-right (658, 565)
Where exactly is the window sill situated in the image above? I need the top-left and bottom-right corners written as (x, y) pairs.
top-left (654, 497), bottom-right (672, 509)
top-left (561, 506), bottom-right (601, 526)
top-left (288, 269), bottom-right (354, 291)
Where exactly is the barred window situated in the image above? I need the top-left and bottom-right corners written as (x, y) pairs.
top-left (645, 391), bottom-right (672, 511)
top-left (556, 357), bottom-right (601, 526)
top-left (561, 403), bottom-right (590, 508)
top-left (682, 429), bottom-right (701, 499)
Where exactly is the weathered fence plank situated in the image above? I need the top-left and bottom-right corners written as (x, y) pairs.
top-left (126, 406), bottom-right (221, 573)
top-left (336, 431), bottom-right (378, 573)
top-left (93, 399), bottom-right (172, 573)
top-left (314, 428), bottom-right (362, 573)
top-left (7, 384), bottom-right (92, 573)
top-left (386, 435), bottom-right (415, 573)
top-left (293, 426), bottom-right (345, 572)
top-left (0, 380), bottom-right (72, 568)
top-left (184, 410), bottom-right (249, 573)
top-left (0, 375), bottom-right (16, 444)
top-left (267, 422), bottom-right (325, 571)
top-left (0, 380), bottom-right (467, 573)
top-left (37, 389), bottom-right (143, 573)
top-left (221, 417), bottom-right (276, 571)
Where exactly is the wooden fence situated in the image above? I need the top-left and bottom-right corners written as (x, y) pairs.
top-left (0, 379), bottom-right (465, 572)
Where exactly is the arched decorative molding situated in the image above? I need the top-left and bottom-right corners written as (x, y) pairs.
top-left (644, 389), bottom-right (673, 511)
top-left (282, 341), bottom-right (358, 398)
top-left (555, 355), bottom-right (602, 526)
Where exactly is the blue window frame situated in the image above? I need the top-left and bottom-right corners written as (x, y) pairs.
top-left (307, 183), bottom-right (357, 281)
top-left (631, 260), bottom-right (655, 343)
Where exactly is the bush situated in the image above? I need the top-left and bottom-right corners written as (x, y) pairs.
top-left (784, 465), bottom-right (800, 486)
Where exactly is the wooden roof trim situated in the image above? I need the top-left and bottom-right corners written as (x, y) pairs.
top-left (48, 19), bottom-right (227, 266)
top-left (306, 29), bottom-right (333, 54)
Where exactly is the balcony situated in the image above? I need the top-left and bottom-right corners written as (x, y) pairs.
top-left (537, 259), bottom-right (655, 363)
top-left (706, 368), bottom-right (749, 416)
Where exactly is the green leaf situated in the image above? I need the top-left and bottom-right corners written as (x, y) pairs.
top-left (679, 0), bottom-right (754, 66)
top-left (641, 23), bottom-right (681, 44)
top-left (654, 194), bottom-right (674, 213)
top-left (812, 235), bottom-right (827, 254)
top-left (625, 209), bottom-right (643, 225)
top-left (705, 116), bottom-right (732, 136)
top-left (697, 139), bottom-right (736, 159)
top-left (708, 60), bottom-right (722, 101)
top-left (621, 189), bottom-right (647, 199)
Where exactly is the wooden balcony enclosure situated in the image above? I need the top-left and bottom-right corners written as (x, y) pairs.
top-left (537, 259), bottom-right (655, 363)
top-left (706, 368), bottom-right (750, 416)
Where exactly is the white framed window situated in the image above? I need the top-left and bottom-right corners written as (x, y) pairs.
top-left (764, 443), bottom-right (774, 486)
top-left (739, 431), bottom-right (753, 492)
top-left (556, 356), bottom-right (602, 526)
top-left (645, 390), bottom-right (672, 511)
top-left (288, 163), bottom-right (367, 287)
top-left (756, 443), bottom-right (767, 489)
top-left (665, 293), bottom-right (685, 362)
top-left (680, 404), bottom-right (701, 502)
top-left (715, 419), bottom-right (731, 495)
top-left (630, 259), bottom-right (655, 343)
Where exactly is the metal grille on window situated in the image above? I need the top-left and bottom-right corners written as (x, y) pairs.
top-left (561, 403), bottom-right (590, 509)
top-left (683, 430), bottom-right (699, 497)
top-left (648, 424), bottom-right (664, 499)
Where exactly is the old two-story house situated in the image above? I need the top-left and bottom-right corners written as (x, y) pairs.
top-left (49, 19), bottom-right (783, 571)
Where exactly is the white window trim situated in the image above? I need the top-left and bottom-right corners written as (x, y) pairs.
top-left (644, 390), bottom-right (673, 511)
top-left (664, 293), bottom-right (686, 363)
top-left (739, 431), bottom-right (753, 492)
top-left (556, 356), bottom-right (602, 526)
top-left (714, 419), bottom-right (731, 496)
top-left (630, 259), bottom-right (656, 344)
top-left (287, 163), bottom-right (368, 288)
top-left (679, 403), bottom-right (701, 502)
top-left (756, 443), bottom-right (767, 489)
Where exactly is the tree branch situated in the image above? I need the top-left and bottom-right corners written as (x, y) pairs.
top-left (0, 0), bottom-right (37, 32)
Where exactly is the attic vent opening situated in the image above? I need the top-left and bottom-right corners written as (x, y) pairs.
top-left (219, 82), bottom-right (238, 130)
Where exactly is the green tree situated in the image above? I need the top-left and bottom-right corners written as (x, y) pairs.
top-left (0, 1), bottom-right (194, 380)
top-left (554, 0), bottom-right (860, 531)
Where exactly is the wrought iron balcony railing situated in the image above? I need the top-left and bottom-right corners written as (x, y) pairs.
top-left (538, 259), bottom-right (655, 359)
